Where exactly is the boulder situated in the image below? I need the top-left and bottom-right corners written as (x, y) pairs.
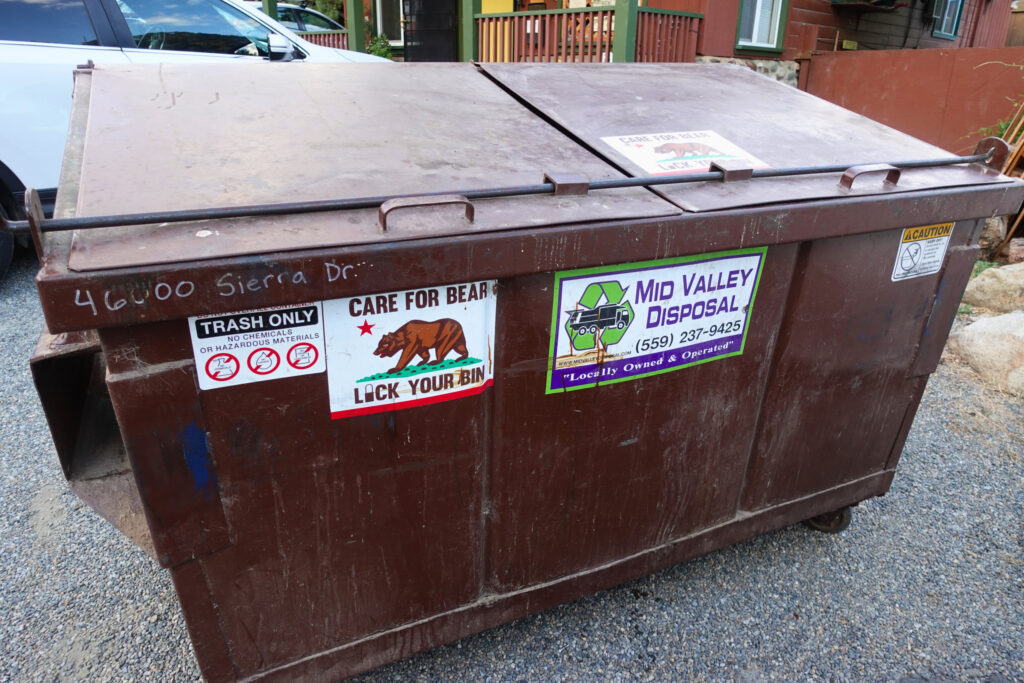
top-left (947, 310), bottom-right (1024, 396)
top-left (961, 262), bottom-right (1024, 313)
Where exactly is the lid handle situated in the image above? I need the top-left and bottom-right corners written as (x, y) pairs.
top-left (973, 136), bottom-right (1009, 173)
top-left (838, 163), bottom-right (901, 191)
top-left (378, 194), bottom-right (475, 232)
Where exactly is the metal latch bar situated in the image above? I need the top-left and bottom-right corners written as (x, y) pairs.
top-left (0, 144), bottom-right (1002, 237)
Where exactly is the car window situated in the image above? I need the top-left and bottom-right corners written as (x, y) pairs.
top-left (297, 9), bottom-right (338, 31)
top-left (0, 0), bottom-right (99, 46)
top-left (274, 7), bottom-right (300, 31)
top-left (114, 0), bottom-right (273, 56)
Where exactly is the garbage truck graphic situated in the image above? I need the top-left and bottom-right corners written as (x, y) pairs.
top-left (566, 303), bottom-right (632, 335)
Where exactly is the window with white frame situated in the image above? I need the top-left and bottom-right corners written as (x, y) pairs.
top-left (375, 0), bottom-right (403, 46)
top-left (736, 0), bottom-right (786, 50)
top-left (932, 0), bottom-right (964, 40)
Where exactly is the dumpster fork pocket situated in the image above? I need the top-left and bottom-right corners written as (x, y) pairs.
top-left (30, 327), bottom-right (155, 557)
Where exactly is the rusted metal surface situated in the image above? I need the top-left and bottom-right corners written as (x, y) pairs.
top-left (1, 152), bottom-right (993, 237)
top-left (480, 63), bottom-right (1011, 211)
top-left (28, 62), bottom-right (1024, 681)
top-left (378, 194), bottom-right (474, 232)
top-left (30, 327), bottom-right (155, 556)
top-left (65, 64), bottom-right (677, 272)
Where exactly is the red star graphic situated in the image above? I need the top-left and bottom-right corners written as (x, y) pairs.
top-left (357, 319), bottom-right (375, 336)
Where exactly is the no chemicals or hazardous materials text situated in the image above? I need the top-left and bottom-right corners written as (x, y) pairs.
top-left (188, 303), bottom-right (326, 390)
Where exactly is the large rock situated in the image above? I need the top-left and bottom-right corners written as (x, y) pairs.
top-left (961, 262), bottom-right (1024, 313)
top-left (947, 311), bottom-right (1024, 396)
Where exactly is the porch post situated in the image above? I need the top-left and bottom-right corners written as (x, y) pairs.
top-left (345, 0), bottom-right (367, 51)
top-left (459, 0), bottom-right (482, 61)
top-left (262, 0), bottom-right (278, 20)
top-left (612, 0), bottom-right (639, 63)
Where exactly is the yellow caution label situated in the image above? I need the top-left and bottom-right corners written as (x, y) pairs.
top-left (892, 222), bottom-right (955, 282)
top-left (901, 222), bottom-right (954, 243)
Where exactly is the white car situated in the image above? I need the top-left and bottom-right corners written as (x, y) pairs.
top-left (246, 1), bottom-right (346, 32)
top-left (0, 0), bottom-right (387, 277)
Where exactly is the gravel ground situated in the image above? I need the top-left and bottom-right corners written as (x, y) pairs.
top-left (1, 247), bottom-right (1021, 682)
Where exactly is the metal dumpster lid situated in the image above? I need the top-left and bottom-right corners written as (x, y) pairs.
top-left (480, 63), bottom-right (1008, 212)
top-left (67, 63), bottom-right (680, 272)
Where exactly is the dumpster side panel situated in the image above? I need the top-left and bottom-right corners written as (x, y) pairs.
top-left (485, 245), bottom-right (799, 590)
top-left (186, 376), bottom-right (486, 676)
top-left (740, 222), bottom-right (972, 510)
top-left (253, 470), bottom-right (896, 682)
top-left (103, 352), bottom-right (232, 566)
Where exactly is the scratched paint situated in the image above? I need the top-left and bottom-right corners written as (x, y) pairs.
top-left (178, 422), bottom-right (216, 493)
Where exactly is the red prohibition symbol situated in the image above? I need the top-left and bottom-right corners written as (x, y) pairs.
top-left (287, 342), bottom-right (319, 370)
top-left (205, 353), bottom-right (239, 382)
top-left (247, 347), bottom-right (280, 375)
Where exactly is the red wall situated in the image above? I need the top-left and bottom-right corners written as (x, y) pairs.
top-left (804, 47), bottom-right (1024, 154)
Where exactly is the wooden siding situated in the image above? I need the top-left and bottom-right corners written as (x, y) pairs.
top-left (697, 0), bottom-right (1011, 59)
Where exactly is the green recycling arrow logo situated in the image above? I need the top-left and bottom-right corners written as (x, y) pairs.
top-left (565, 280), bottom-right (634, 351)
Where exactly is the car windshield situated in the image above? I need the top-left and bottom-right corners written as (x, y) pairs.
top-left (115, 0), bottom-right (274, 56)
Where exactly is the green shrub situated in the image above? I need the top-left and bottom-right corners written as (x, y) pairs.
top-left (366, 33), bottom-right (392, 58)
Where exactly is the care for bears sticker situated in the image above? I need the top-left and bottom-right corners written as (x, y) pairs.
top-left (323, 281), bottom-right (497, 419)
top-left (600, 130), bottom-right (769, 176)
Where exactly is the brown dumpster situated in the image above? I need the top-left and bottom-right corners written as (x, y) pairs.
top-left (10, 62), bottom-right (1024, 681)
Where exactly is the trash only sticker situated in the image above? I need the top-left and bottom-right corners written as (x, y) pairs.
top-left (892, 222), bottom-right (954, 281)
top-left (189, 303), bottom-right (326, 390)
top-left (324, 281), bottom-right (496, 419)
top-left (600, 130), bottom-right (769, 176)
top-left (547, 249), bottom-right (766, 393)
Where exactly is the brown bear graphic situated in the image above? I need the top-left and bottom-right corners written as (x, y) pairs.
top-left (654, 141), bottom-right (718, 158)
top-left (373, 319), bottom-right (469, 374)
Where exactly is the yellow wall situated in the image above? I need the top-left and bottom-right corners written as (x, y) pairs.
top-left (479, 0), bottom-right (514, 61)
top-left (481, 0), bottom-right (512, 12)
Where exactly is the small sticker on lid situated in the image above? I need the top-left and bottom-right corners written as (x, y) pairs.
top-left (600, 130), bottom-right (769, 176)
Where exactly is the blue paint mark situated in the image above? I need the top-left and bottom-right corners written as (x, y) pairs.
top-left (922, 277), bottom-right (948, 341)
top-left (178, 422), bottom-right (216, 493)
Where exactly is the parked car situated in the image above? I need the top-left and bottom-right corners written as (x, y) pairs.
top-left (246, 1), bottom-right (345, 32)
top-left (0, 0), bottom-right (387, 279)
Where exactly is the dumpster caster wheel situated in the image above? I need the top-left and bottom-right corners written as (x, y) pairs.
top-left (804, 506), bottom-right (852, 534)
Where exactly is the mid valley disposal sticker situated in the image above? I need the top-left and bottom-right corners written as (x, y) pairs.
top-left (547, 249), bottom-right (766, 393)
